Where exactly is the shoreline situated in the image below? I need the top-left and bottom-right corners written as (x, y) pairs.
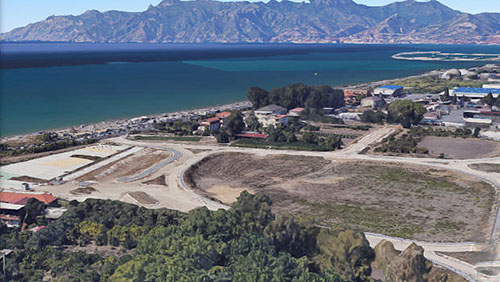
top-left (0, 100), bottom-right (251, 142)
top-left (2, 62), bottom-right (498, 143)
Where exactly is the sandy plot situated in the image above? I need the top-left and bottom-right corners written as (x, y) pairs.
top-left (77, 148), bottom-right (172, 182)
top-left (44, 157), bottom-right (92, 169)
top-left (83, 147), bottom-right (118, 155)
top-left (206, 186), bottom-right (254, 204)
top-left (418, 136), bottom-right (500, 159)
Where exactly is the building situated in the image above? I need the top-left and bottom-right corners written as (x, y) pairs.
top-left (199, 117), bottom-right (221, 132)
top-left (452, 87), bottom-right (500, 99)
top-left (483, 84), bottom-right (500, 89)
top-left (374, 85), bottom-right (404, 97)
top-left (288, 107), bottom-right (305, 117)
top-left (0, 192), bottom-right (57, 206)
top-left (216, 112), bottom-right (231, 127)
top-left (361, 96), bottom-right (384, 108)
top-left (255, 104), bottom-right (288, 127)
top-left (343, 88), bottom-right (370, 103)
top-left (465, 117), bottom-right (492, 128)
top-left (0, 203), bottom-right (24, 227)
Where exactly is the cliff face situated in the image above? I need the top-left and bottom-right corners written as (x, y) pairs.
top-left (2, 0), bottom-right (499, 44)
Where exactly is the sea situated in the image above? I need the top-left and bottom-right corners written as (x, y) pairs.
top-left (1, 43), bottom-right (500, 137)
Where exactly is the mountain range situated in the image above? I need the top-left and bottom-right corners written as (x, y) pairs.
top-left (2, 0), bottom-right (499, 44)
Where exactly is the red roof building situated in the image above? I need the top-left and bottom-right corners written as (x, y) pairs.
top-left (216, 112), bottom-right (231, 119)
top-left (0, 192), bottom-right (57, 205)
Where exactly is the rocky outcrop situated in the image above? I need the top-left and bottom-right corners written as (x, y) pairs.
top-left (372, 240), bottom-right (467, 282)
top-left (1, 0), bottom-right (499, 44)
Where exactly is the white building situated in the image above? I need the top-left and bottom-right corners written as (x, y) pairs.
top-left (373, 85), bottom-right (404, 97)
top-left (254, 104), bottom-right (288, 127)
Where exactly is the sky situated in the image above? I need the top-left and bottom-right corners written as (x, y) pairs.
top-left (1, 0), bottom-right (499, 33)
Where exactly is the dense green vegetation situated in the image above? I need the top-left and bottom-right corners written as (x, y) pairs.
top-left (387, 100), bottom-right (426, 128)
top-left (360, 110), bottom-right (386, 124)
top-left (133, 136), bottom-right (202, 142)
top-left (247, 83), bottom-right (344, 110)
top-left (0, 193), bottom-right (378, 282)
top-left (154, 120), bottom-right (199, 136)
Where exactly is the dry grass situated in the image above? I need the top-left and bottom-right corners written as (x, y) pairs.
top-left (128, 191), bottom-right (159, 205)
top-left (186, 153), bottom-right (496, 242)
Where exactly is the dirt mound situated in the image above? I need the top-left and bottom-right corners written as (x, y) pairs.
top-left (71, 187), bottom-right (97, 195)
top-left (128, 191), bottom-right (159, 205)
top-left (142, 175), bottom-right (167, 186)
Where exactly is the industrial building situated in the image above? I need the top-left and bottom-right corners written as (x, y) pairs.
top-left (452, 87), bottom-right (500, 99)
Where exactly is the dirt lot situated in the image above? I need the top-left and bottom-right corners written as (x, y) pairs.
top-left (77, 148), bottom-right (171, 182)
top-left (185, 153), bottom-right (496, 242)
top-left (469, 163), bottom-right (500, 173)
top-left (418, 136), bottom-right (500, 159)
top-left (128, 191), bottom-right (159, 205)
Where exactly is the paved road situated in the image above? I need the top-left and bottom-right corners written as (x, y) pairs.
top-left (116, 147), bottom-right (182, 182)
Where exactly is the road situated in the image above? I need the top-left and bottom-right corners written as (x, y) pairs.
top-left (85, 128), bottom-right (500, 280)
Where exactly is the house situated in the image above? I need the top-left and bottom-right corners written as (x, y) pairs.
top-left (216, 112), bottom-right (231, 127)
top-left (288, 107), bottom-right (305, 117)
top-left (199, 117), bottom-right (221, 132)
top-left (0, 192), bottom-right (57, 206)
top-left (255, 104), bottom-right (288, 127)
top-left (0, 203), bottom-right (24, 227)
top-left (452, 87), bottom-right (500, 99)
top-left (343, 88), bottom-right (369, 103)
top-left (361, 96), bottom-right (384, 108)
top-left (374, 85), bottom-right (404, 97)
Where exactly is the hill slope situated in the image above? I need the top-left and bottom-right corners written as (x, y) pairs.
top-left (2, 0), bottom-right (499, 44)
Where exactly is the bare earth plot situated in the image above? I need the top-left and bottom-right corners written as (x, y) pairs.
top-left (185, 152), bottom-right (496, 242)
top-left (418, 136), bottom-right (500, 159)
top-left (77, 148), bottom-right (172, 182)
top-left (468, 163), bottom-right (500, 173)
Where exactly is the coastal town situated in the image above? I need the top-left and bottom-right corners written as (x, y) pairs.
top-left (1, 63), bottom-right (500, 280)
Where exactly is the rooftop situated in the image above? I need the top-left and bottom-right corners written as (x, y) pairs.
top-left (0, 192), bottom-right (57, 205)
top-left (454, 87), bottom-right (500, 94)
top-left (376, 85), bottom-right (403, 90)
top-left (216, 112), bottom-right (231, 119)
top-left (202, 117), bottom-right (220, 123)
top-left (255, 104), bottom-right (287, 113)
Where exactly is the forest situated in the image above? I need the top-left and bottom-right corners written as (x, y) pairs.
top-left (0, 193), bottom-right (376, 282)
top-left (247, 83), bottom-right (345, 110)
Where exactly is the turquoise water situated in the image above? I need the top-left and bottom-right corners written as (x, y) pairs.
top-left (2, 43), bottom-right (500, 136)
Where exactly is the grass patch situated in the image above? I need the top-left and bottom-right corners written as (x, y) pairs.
top-left (133, 135), bottom-right (202, 142)
top-left (231, 139), bottom-right (336, 151)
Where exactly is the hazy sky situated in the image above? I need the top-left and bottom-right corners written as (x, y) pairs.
top-left (1, 0), bottom-right (499, 33)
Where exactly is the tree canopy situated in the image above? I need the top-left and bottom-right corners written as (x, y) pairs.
top-left (247, 83), bottom-right (344, 110)
top-left (1, 193), bottom-right (376, 281)
top-left (387, 100), bottom-right (426, 128)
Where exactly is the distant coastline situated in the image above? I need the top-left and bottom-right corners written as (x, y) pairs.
top-left (393, 51), bottom-right (500, 62)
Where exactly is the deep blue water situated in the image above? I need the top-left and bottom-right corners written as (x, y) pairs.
top-left (1, 43), bottom-right (500, 136)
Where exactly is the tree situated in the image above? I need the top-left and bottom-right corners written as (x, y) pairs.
top-left (483, 92), bottom-right (494, 108)
top-left (360, 110), bottom-right (386, 124)
top-left (387, 100), bottom-right (426, 128)
top-left (22, 198), bottom-right (46, 225)
top-left (451, 94), bottom-right (458, 105)
top-left (247, 87), bottom-right (270, 109)
top-left (216, 130), bottom-right (230, 143)
top-left (245, 114), bottom-right (260, 131)
top-left (225, 111), bottom-right (245, 136)
top-left (440, 88), bottom-right (450, 102)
